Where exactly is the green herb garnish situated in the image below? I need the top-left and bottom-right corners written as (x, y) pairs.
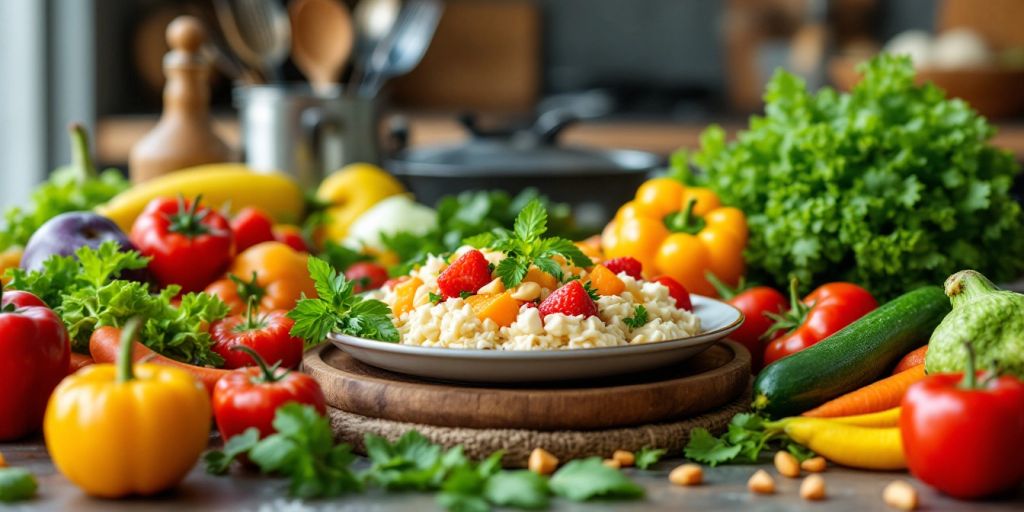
top-left (429, 292), bottom-right (443, 304)
top-left (288, 256), bottom-right (399, 343)
top-left (548, 457), bottom-right (645, 501)
top-left (684, 413), bottom-right (811, 466)
top-left (634, 446), bottom-right (666, 470)
top-left (465, 200), bottom-right (592, 288)
top-left (623, 305), bottom-right (648, 328)
top-left (0, 468), bottom-right (37, 503)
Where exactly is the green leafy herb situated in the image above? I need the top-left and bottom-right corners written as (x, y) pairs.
top-left (684, 413), bottom-right (808, 466)
top-left (364, 431), bottom-right (468, 491)
top-left (623, 305), bottom-right (648, 328)
top-left (435, 451), bottom-right (504, 512)
top-left (288, 256), bottom-right (399, 344)
top-left (0, 468), bottom-right (37, 503)
top-left (429, 292), bottom-right (443, 304)
top-left (252, 404), bottom-right (363, 498)
top-left (549, 457), bottom-right (645, 501)
top-left (0, 126), bottom-right (129, 252)
top-left (483, 470), bottom-right (549, 509)
top-left (634, 446), bottom-right (666, 470)
top-left (204, 428), bottom-right (261, 475)
top-left (468, 200), bottom-right (593, 288)
top-left (681, 54), bottom-right (1024, 300)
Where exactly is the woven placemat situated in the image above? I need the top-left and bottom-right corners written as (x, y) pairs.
top-left (329, 382), bottom-right (751, 467)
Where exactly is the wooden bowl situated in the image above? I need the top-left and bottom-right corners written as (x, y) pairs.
top-left (829, 55), bottom-right (1024, 119)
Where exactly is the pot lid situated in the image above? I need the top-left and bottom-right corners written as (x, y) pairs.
top-left (389, 112), bottom-right (661, 177)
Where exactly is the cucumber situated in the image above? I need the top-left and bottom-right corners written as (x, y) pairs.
top-left (752, 286), bottom-right (951, 418)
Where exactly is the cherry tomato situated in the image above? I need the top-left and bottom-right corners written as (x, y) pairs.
top-left (273, 225), bottom-right (309, 253)
top-left (210, 306), bottom-right (303, 370)
top-left (708, 274), bottom-right (788, 372)
top-left (345, 262), bottom-right (389, 293)
top-left (231, 207), bottom-right (275, 252)
top-left (130, 196), bottom-right (233, 293)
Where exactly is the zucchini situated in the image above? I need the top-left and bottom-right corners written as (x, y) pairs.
top-left (753, 286), bottom-right (950, 418)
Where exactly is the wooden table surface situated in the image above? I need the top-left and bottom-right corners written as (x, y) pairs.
top-left (4, 436), bottom-right (1022, 511)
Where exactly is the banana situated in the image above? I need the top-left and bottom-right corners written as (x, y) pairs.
top-left (96, 164), bottom-right (305, 231)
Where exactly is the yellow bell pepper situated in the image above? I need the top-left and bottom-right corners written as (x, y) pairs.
top-left (316, 163), bottom-right (406, 243)
top-left (43, 319), bottom-right (210, 498)
top-left (602, 178), bottom-right (747, 297)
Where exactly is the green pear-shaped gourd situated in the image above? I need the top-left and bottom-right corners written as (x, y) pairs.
top-left (925, 270), bottom-right (1024, 378)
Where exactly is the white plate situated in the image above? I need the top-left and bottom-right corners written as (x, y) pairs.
top-left (326, 295), bottom-right (744, 384)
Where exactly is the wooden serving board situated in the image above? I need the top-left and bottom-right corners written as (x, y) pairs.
top-left (303, 341), bottom-right (750, 431)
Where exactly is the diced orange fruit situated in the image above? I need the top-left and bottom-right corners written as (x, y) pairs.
top-left (466, 291), bottom-right (523, 327)
top-left (524, 267), bottom-right (558, 290)
top-left (393, 277), bottom-right (423, 317)
top-left (586, 264), bottom-right (625, 296)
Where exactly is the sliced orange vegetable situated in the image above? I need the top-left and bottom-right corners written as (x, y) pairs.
top-left (466, 291), bottom-right (523, 327)
top-left (802, 365), bottom-right (926, 418)
top-left (587, 265), bottom-right (625, 296)
top-left (392, 277), bottom-right (423, 317)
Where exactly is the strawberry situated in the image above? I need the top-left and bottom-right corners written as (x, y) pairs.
top-left (654, 276), bottom-right (692, 311)
top-left (604, 257), bottom-right (643, 279)
top-left (437, 249), bottom-right (493, 299)
top-left (538, 280), bottom-right (599, 318)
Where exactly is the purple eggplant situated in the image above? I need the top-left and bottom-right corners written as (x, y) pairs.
top-left (21, 212), bottom-right (152, 283)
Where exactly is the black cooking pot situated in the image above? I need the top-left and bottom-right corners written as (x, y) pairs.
top-left (387, 112), bottom-right (661, 232)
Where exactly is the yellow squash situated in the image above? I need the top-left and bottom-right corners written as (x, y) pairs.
top-left (96, 163), bottom-right (305, 231)
top-left (43, 319), bottom-right (210, 498)
top-left (783, 418), bottom-right (906, 470)
top-left (316, 163), bottom-right (405, 242)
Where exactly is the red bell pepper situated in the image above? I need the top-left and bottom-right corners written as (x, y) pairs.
top-left (209, 300), bottom-right (304, 369)
top-left (707, 274), bottom-right (788, 371)
top-left (212, 346), bottom-right (326, 439)
top-left (763, 280), bottom-right (877, 366)
top-left (0, 285), bottom-right (70, 440)
top-left (901, 342), bottom-right (1024, 499)
top-left (130, 195), bottom-right (234, 293)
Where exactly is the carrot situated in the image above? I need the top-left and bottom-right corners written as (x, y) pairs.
top-left (89, 326), bottom-right (231, 394)
top-left (893, 345), bottom-right (928, 374)
top-left (802, 364), bottom-right (926, 418)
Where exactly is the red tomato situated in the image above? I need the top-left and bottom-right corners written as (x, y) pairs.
top-left (210, 307), bottom-right (304, 369)
top-left (130, 196), bottom-right (234, 293)
top-left (901, 349), bottom-right (1024, 499)
top-left (725, 287), bottom-right (788, 371)
top-left (345, 262), bottom-right (389, 293)
top-left (212, 347), bottom-right (326, 440)
top-left (273, 225), bottom-right (309, 253)
top-left (763, 281), bottom-right (876, 366)
top-left (231, 207), bottom-right (275, 252)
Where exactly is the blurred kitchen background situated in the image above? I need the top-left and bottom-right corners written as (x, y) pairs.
top-left (2, 0), bottom-right (1024, 212)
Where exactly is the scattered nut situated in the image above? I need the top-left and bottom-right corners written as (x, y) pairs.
top-left (800, 474), bottom-right (827, 501)
top-left (801, 456), bottom-right (827, 473)
top-left (773, 451), bottom-right (801, 478)
top-left (611, 450), bottom-right (635, 467)
top-left (668, 464), bottom-right (703, 486)
top-left (528, 448), bottom-right (559, 475)
top-left (748, 469), bottom-right (776, 495)
top-left (883, 480), bottom-right (919, 511)
top-left (477, 278), bottom-right (505, 295)
top-left (510, 281), bottom-right (541, 301)
top-left (602, 459), bottom-right (621, 469)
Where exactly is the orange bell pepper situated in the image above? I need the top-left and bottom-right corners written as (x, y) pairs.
top-left (205, 241), bottom-right (317, 315)
top-left (602, 178), bottom-right (746, 297)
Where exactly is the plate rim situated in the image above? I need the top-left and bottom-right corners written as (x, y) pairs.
top-left (326, 294), bottom-right (744, 360)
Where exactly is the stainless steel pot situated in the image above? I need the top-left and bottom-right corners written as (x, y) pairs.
top-left (387, 113), bottom-right (661, 231)
top-left (234, 85), bottom-right (380, 188)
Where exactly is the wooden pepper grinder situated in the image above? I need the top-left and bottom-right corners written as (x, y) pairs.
top-left (130, 15), bottom-right (233, 183)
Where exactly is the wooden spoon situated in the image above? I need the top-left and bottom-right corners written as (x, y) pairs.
top-left (289, 0), bottom-right (354, 93)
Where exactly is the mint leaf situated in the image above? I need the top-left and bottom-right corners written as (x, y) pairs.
top-left (0, 468), bottom-right (37, 503)
top-left (514, 200), bottom-right (547, 243)
top-left (634, 446), bottom-right (666, 470)
top-left (549, 457), bottom-right (644, 501)
top-left (623, 305), bottom-right (648, 328)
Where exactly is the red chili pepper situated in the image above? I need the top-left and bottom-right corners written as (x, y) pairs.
top-left (210, 299), bottom-right (304, 369)
top-left (212, 346), bottom-right (326, 440)
top-left (130, 195), bottom-right (234, 293)
top-left (763, 279), bottom-right (877, 366)
top-left (707, 273), bottom-right (788, 371)
top-left (901, 341), bottom-right (1024, 499)
top-left (0, 285), bottom-right (71, 440)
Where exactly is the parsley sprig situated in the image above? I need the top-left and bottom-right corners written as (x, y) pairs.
top-left (623, 305), bottom-right (648, 328)
top-left (634, 446), bottom-right (666, 470)
top-left (684, 413), bottom-right (813, 466)
top-left (464, 200), bottom-right (592, 288)
top-left (288, 256), bottom-right (399, 344)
